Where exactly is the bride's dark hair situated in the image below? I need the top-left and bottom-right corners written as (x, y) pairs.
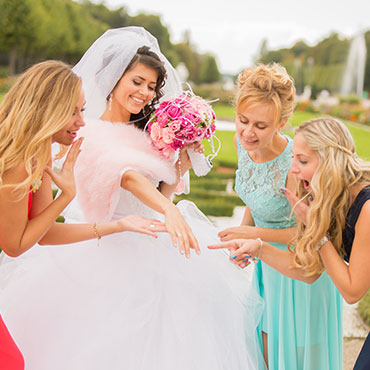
top-left (124, 46), bottom-right (167, 130)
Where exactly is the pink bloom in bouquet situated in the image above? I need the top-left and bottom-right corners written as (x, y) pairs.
top-left (147, 93), bottom-right (216, 159)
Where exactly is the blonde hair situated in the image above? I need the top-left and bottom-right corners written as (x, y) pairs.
top-left (291, 117), bottom-right (370, 275)
top-left (0, 60), bottom-right (81, 198)
top-left (236, 63), bottom-right (296, 125)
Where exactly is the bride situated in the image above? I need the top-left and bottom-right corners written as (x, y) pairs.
top-left (0, 27), bottom-right (265, 370)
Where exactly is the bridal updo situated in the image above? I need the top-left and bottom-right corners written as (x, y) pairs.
top-left (236, 63), bottom-right (296, 125)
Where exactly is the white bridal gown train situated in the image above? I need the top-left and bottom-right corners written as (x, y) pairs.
top-left (0, 121), bottom-right (265, 370)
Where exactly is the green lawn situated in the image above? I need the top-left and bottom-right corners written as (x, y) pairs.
top-left (213, 103), bottom-right (235, 121)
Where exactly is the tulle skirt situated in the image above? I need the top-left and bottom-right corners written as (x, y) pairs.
top-left (0, 201), bottom-right (265, 370)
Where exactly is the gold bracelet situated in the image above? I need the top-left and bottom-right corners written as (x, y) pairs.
top-left (93, 222), bottom-right (101, 240)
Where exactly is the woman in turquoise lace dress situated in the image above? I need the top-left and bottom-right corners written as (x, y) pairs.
top-left (216, 64), bottom-right (342, 369)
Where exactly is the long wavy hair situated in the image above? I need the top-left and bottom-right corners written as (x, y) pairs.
top-left (236, 63), bottom-right (296, 125)
top-left (0, 60), bottom-right (81, 199)
top-left (291, 117), bottom-right (370, 275)
top-left (110, 46), bottom-right (167, 130)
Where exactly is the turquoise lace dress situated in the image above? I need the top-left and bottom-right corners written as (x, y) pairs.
top-left (235, 135), bottom-right (343, 370)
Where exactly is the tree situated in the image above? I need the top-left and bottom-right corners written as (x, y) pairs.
top-left (0, 0), bottom-right (37, 74)
top-left (128, 14), bottom-right (172, 54)
top-left (199, 54), bottom-right (220, 83)
top-left (81, 0), bottom-right (129, 29)
top-left (174, 41), bottom-right (200, 83)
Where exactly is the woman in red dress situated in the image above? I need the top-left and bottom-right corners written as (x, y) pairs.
top-left (0, 60), bottom-right (164, 369)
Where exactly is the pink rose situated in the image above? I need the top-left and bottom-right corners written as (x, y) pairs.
top-left (166, 104), bottom-right (182, 120)
top-left (195, 128), bottom-right (205, 139)
top-left (162, 127), bottom-right (174, 144)
top-left (156, 112), bottom-right (169, 127)
top-left (150, 122), bottom-right (163, 142)
top-left (159, 101), bottom-right (171, 110)
top-left (171, 137), bottom-right (184, 150)
top-left (174, 96), bottom-right (187, 105)
top-left (169, 120), bottom-right (181, 133)
top-left (182, 125), bottom-right (196, 140)
top-left (184, 112), bottom-right (202, 126)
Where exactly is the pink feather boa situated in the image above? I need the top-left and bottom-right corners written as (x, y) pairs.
top-left (74, 118), bottom-right (177, 222)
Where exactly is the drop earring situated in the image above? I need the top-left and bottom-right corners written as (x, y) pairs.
top-left (109, 94), bottom-right (113, 111)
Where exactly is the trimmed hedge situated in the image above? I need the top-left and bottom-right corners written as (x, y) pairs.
top-left (188, 179), bottom-right (227, 192)
top-left (176, 191), bottom-right (243, 205)
top-left (190, 171), bottom-right (234, 180)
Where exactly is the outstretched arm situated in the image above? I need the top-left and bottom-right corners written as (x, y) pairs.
top-left (219, 223), bottom-right (296, 245)
top-left (0, 139), bottom-right (81, 257)
top-left (121, 169), bottom-right (200, 258)
top-left (219, 199), bottom-right (296, 245)
top-left (209, 238), bottom-right (319, 283)
top-left (34, 169), bottom-right (164, 245)
top-left (39, 216), bottom-right (164, 245)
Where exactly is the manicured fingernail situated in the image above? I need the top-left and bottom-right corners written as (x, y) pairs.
top-left (232, 254), bottom-right (237, 259)
top-left (309, 196), bottom-right (313, 201)
top-left (245, 255), bottom-right (251, 258)
top-left (280, 188), bottom-right (286, 194)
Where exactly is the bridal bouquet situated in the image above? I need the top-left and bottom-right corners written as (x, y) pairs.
top-left (147, 93), bottom-right (216, 160)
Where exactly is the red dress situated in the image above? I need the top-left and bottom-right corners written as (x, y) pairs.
top-left (0, 193), bottom-right (31, 369)
top-left (0, 316), bottom-right (25, 369)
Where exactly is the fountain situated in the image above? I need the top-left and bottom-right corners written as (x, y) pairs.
top-left (341, 32), bottom-right (367, 96)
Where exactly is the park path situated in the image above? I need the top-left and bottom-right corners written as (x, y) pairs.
top-left (209, 206), bottom-right (369, 370)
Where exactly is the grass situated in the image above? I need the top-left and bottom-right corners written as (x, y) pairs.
top-left (206, 130), bottom-right (237, 165)
top-left (213, 103), bottom-right (235, 121)
top-left (358, 291), bottom-right (370, 327)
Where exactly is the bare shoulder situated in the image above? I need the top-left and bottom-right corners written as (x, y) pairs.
top-left (358, 198), bottom-right (370, 220)
top-left (2, 162), bottom-right (28, 184)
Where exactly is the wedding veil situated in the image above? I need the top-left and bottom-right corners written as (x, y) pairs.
top-left (73, 26), bottom-right (182, 118)
top-left (70, 26), bottom-right (189, 194)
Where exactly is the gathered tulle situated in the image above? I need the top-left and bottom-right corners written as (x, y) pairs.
top-left (0, 200), bottom-right (265, 370)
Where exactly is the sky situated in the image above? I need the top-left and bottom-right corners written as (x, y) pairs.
top-left (97, 0), bottom-right (370, 75)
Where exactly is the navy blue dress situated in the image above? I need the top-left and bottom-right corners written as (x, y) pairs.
top-left (342, 185), bottom-right (370, 370)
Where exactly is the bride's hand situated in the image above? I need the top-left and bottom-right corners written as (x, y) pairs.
top-left (116, 215), bottom-right (167, 238)
top-left (163, 204), bottom-right (200, 258)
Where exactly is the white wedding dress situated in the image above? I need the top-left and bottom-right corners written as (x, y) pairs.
top-left (0, 120), bottom-right (265, 370)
